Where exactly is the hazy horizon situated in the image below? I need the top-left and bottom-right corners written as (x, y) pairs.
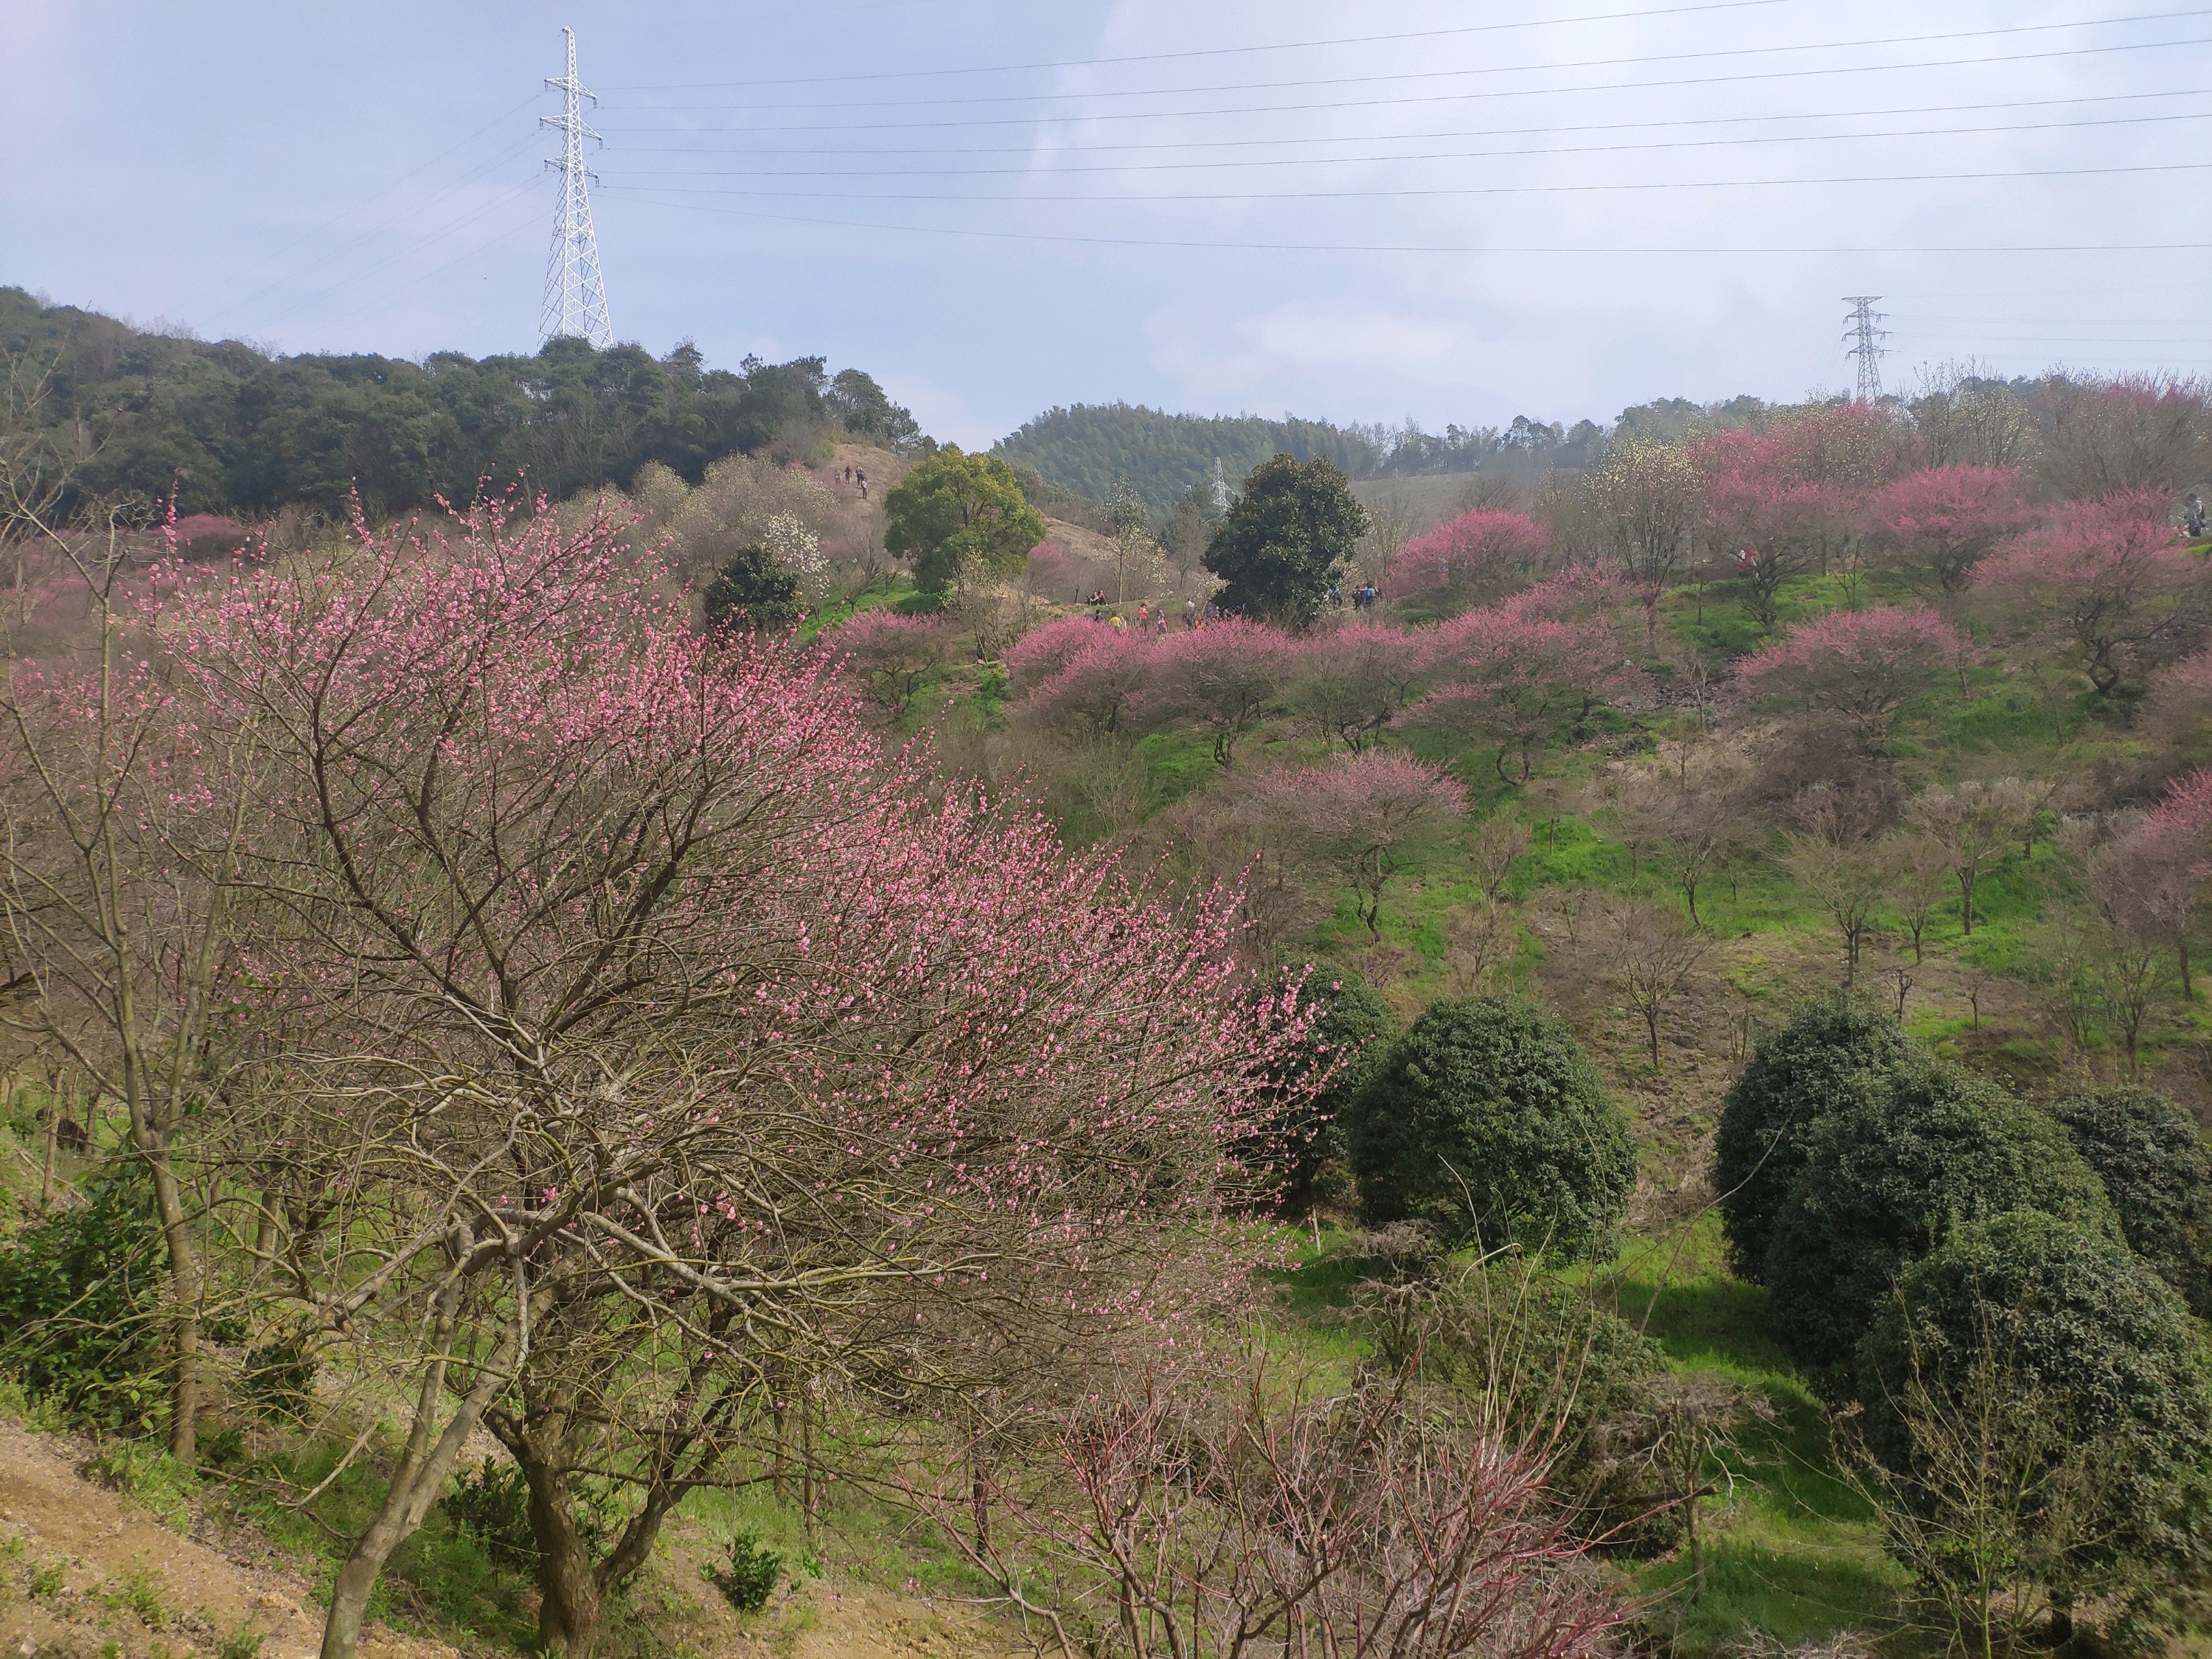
top-left (6, 1), bottom-right (2207, 447)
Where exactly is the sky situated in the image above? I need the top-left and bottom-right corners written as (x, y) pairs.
top-left (4, 0), bottom-right (2209, 448)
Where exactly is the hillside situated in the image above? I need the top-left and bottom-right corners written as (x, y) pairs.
top-left (990, 402), bottom-right (1627, 517)
top-left (0, 1405), bottom-right (1018, 1659)
top-left (992, 402), bottom-right (1384, 515)
top-left (0, 288), bottom-right (922, 519)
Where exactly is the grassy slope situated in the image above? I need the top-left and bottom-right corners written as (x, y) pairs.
top-left (833, 557), bottom-right (2212, 1655)
top-left (1, 555), bottom-right (2195, 1659)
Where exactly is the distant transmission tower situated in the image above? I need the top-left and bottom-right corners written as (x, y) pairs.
top-left (1842, 296), bottom-right (1888, 403)
top-left (1211, 456), bottom-right (1231, 514)
top-left (539, 26), bottom-right (612, 349)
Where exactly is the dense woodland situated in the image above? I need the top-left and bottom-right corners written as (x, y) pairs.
top-left (4, 296), bottom-right (2212, 1659)
top-left (0, 286), bottom-right (921, 520)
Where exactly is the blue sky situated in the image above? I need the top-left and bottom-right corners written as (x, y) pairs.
top-left (4, 0), bottom-right (2208, 446)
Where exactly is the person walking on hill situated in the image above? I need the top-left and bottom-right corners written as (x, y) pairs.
top-left (1183, 597), bottom-right (1197, 628)
top-left (855, 467), bottom-right (869, 499)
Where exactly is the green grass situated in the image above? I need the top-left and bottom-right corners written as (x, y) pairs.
top-left (216, 1441), bottom-right (537, 1649)
top-left (1262, 1213), bottom-right (1913, 1658)
top-left (1571, 1219), bottom-right (1904, 1653)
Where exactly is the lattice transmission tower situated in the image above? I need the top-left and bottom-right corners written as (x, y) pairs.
top-left (540, 26), bottom-right (612, 349)
top-left (1842, 295), bottom-right (1888, 403)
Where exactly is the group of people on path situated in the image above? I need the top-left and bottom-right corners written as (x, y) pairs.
top-left (1089, 593), bottom-right (1249, 632)
top-left (1083, 585), bottom-right (1381, 629)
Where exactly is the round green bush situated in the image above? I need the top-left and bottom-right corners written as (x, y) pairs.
top-left (1346, 995), bottom-right (1635, 1260)
top-left (1859, 1211), bottom-right (2212, 1606)
top-left (2048, 1083), bottom-right (2212, 1317)
top-left (1764, 1060), bottom-right (2116, 1371)
top-left (1712, 993), bottom-right (1919, 1281)
top-left (1250, 960), bottom-right (1394, 1211)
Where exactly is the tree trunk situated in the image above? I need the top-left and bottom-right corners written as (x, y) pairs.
top-left (119, 1047), bottom-right (204, 1469)
top-left (801, 1393), bottom-right (819, 1540)
top-left (971, 1457), bottom-right (992, 1556)
top-left (526, 1464), bottom-right (603, 1659)
top-left (39, 1102), bottom-right (57, 1211)
top-left (319, 1287), bottom-right (515, 1659)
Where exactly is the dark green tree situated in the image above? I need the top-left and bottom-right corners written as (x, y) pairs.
top-left (1249, 960), bottom-right (1394, 1211)
top-left (824, 368), bottom-right (920, 450)
top-left (1346, 995), bottom-right (1635, 1260)
top-left (1858, 1211), bottom-right (2212, 1639)
top-left (1712, 994), bottom-right (1921, 1281)
top-left (883, 446), bottom-right (1046, 593)
top-left (1765, 1062), bottom-right (2118, 1371)
top-left (701, 544), bottom-right (804, 633)
top-left (2048, 1083), bottom-right (2212, 1316)
top-left (0, 1166), bottom-right (169, 1433)
top-left (1203, 454), bottom-right (1368, 627)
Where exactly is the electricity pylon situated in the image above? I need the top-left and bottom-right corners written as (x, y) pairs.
top-left (1843, 296), bottom-right (1888, 403)
top-left (1211, 456), bottom-right (1231, 515)
top-left (540, 26), bottom-right (612, 349)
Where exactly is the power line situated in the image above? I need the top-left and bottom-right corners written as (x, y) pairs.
top-left (598, 156), bottom-right (2212, 205)
top-left (603, 191), bottom-right (2212, 256)
top-left (602, 35), bottom-right (2212, 132)
top-left (597, 108), bottom-right (2212, 181)
top-left (214, 130), bottom-right (543, 325)
top-left (302, 195), bottom-right (551, 346)
top-left (599, 87), bottom-right (2212, 158)
top-left (188, 94), bottom-right (541, 320)
top-left (612, 13), bottom-right (2212, 114)
top-left (253, 175), bottom-right (546, 333)
top-left (598, 0), bottom-right (1821, 89)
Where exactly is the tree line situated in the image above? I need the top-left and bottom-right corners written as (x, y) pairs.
top-left (0, 285), bottom-right (922, 521)
top-left (991, 369), bottom-right (2208, 527)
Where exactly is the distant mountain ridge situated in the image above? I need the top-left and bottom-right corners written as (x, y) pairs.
top-left (992, 400), bottom-right (1648, 516)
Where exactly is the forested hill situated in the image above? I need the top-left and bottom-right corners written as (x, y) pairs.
top-left (0, 287), bottom-right (921, 519)
top-left (992, 400), bottom-right (1627, 515)
top-left (993, 403), bottom-right (1385, 515)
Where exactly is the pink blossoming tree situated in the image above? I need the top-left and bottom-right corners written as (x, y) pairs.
top-left (1739, 605), bottom-right (1968, 753)
top-left (1419, 573), bottom-right (1641, 781)
top-left (1868, 465), bottom-right (2034, 594)
top-left (1975, 492), bottom-right (2211, 695)
top-left (1246, 750), bottom-right (1469, 934)
top-left (1383, 508), bottom-right (1549, 608)
top-left (822, 608), bottom-right (951, 717)
top-left (1284, 621), bottom-right (1430, 753)
top-left (138, 498), bottom-right (1310, 1659)
top-left (1142, 615), bottom-right (1294, 765)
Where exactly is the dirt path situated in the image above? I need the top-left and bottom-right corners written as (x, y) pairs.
top-left (0, 1416), bottom-right (386, 1659)
top-left (0, 1418), bottom-right (1026, 1659)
